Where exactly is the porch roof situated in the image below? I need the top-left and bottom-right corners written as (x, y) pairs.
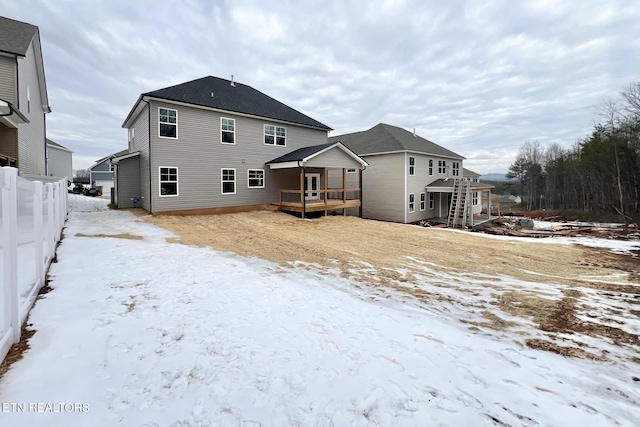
top-left (426, 179), bottom-right (494, 192)
top-left (267, 142), bottom-right (368, 170)
top-left (0, 98), bottom-right (29, 126)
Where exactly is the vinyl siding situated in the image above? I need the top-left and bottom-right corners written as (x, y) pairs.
top-left (90, 159), bottom-right (114, 185)
top-left (130, 105), bottom-right (150, 211)
top-left (16, 41), bottom-right (46, 177)
top-left (148, 100), bottom-right (328, 213)
top-left (304, 148), bottom-right (362, 169)
top-left (359, 153), bottom-right (405, 222)
top-left (46, 145), bottom-right (72, 179)
top-left (115, 156), bottom-right (140, 208)
top-left (406, 153), bottom-right (448, 222)
top-left (0, 55), bottom-right (16, 104)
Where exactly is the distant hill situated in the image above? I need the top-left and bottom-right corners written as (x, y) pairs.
top-left (481, 173), bottom-right (511, 182)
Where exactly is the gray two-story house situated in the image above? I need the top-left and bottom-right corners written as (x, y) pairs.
top-left (90, 149), bottom-right (127, 196)
top-left (0, 16), bottom-right (51, 177)
top-left (114, 76), bottom-right (367, 216)
top-left (330, 123), bottom-right (493, 224)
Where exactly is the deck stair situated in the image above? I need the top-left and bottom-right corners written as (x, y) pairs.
top-left (447, 179), bottom-right (472, 228)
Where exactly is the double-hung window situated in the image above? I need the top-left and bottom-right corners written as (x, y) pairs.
top-left (408, 193), bottom-right (415, 213)
top-left (473, 192), bottom-right (479, 206)
top-left (159, 167), bottom-right (178, 196)
top-left (264, 125), bottom-right (286, 146)
top-left (409, 156), bottom-right (415, 175)
top-left (248, 169), bottom-right (265, 188)
top-left (429, 159), bottom-right (433, 176)
top-left (438, 160), bottom-right (446, 174)
top-left (429, 193), bottom-right (435, 209)
top-left (452, 162), bottom-right (460, 176)
top-left (420, 193), bottom-right (426, 211)
top-left (221, 118), bottom-right (235, 144)
top-left (221, 168), bottom-right (236, 194)
top-left (159, 108), bottom-right (177, 138)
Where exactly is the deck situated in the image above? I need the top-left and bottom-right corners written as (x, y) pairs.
top-left (275, 188), bottom-right (361, 216)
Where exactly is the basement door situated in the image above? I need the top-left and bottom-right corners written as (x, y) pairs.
top-left (305, 173), bottom-right (320, 201)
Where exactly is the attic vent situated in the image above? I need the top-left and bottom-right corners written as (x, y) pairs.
top-left (230, 74), bottom-right (235, 87)
top-left (413, 128), bottom-right (416, 137)
top-left (210, 92), bottom-right (214, 98)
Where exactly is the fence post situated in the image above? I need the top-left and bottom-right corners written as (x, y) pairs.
top-left (1, 168), bottom-right (20, 343)
top-left (56, 180), bottom-right (64, 230)
top-left (33, 181), bottom-right (44, 291)
top-left (45, 183), bottom-right (54, 257)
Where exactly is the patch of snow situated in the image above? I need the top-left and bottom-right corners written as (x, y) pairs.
top-left (0, 195), bottom-right (638, 426)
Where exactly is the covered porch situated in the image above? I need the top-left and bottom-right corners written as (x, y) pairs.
top-left (267, 142), bottom-right (368, 218)
top-left (0, 99), bottom-right (28, 168)
top-left (426, 179), bottom-right (496, 228)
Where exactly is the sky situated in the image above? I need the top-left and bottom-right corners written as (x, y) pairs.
top-left (2, 0), bottom-right (639, 173)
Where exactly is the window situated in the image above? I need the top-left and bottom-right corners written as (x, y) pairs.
top-left (109, 162), bottom-right (114, 172)
top-left (438, 160), bottom-right (446, 174)
top-left (159, 167), bottom-right (178, 196)
top-left (452, 162), bottom-right (460, 176)
top-left (221, 118), bottom-right (235, 144)
top-left (159, 108), bottom-right (177, 138)
top-left (409, 156), bottom-right (415, 176)
top-left (429, 159), bottom-right (433, 176)
top-left (264, 125), bottom-right (286, 146)
top-left (420, 192), bottom-right (426, 211)
top-left (429, 193), bottom-right (435, 209)
top-left (221, 168), bottom-right (236, 194)
top-left (346, 168), bottom-right (357, 173)
top-left (408, 193), bottom-right (415, 213)
top-left (27, 85), bottom-right (30, 113)
top-left (248, 169), bottom-right (265, 188)
top-left (473, 192), bottom-right (479, 206)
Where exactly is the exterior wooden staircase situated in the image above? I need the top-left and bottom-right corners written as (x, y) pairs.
top-left (447, 179), bottom-right (472, 228)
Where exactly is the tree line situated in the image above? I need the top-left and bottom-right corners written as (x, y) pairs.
top-left (507, 80), bottom-right (640, 222)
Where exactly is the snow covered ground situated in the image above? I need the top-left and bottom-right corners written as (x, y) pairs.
top-left (0, 195), bottom-right (638, 426)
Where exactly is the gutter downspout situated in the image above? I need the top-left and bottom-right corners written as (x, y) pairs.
top-left (146, 99), bottom-right (152, 214)
top-left (300, 162), bottom-right (306, 219)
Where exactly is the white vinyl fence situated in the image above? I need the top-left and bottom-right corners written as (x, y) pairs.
top-left (0, 167), bottom-right (67, 364)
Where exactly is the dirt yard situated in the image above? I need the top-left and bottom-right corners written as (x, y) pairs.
top-left (148, 211), bottom-right (640, 363)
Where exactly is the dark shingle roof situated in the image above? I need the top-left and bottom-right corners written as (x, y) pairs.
top-left (462, 167), bottom-right (480, 177)
top-left (267, 143), bottom-right (334, 164)
top-left (142, 76), bottom-right (332, 131)
top-left (427, 179), bottom-right (494, 189)
top-left (0, 16), bottom-right (38, 56)
top-left (329, 123), bottom-right (464, 159)
top-left (93, 149), bottom-right (129, 166)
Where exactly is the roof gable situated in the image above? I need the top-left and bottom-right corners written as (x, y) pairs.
top-left (267, 142), bottom-right (368, 169)
top-left (0, 16), bottom-right (38, 56)
top-left (127, 76), bottom-right (331, 131)
top-left (329, 123), bottom-right (464, 159)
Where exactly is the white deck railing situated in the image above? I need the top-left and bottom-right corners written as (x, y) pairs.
top-left (0, 167), bottom-right (67, 364)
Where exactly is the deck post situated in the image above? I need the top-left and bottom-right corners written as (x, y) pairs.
top-left (488, 189), bottom-right (492, 218)
top-left (359, 168), bottom-right (363, 218)
top-left (342, 168), bottom-right (347, 215)
top-left (300, 167), bottom-right (305, 219)
top-left (324, 168), bottom-right (328, 216)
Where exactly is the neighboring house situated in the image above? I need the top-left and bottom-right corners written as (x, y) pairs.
top-left (114, 75), bottom-right (367, 216)
top-left (0, 16), bottom-right (51, 177)
top-left (46, 138), bottom-right (72, 180)
top-left (329, 123), bottom-right (494, 224)
top-left (90, 149), bottom-right (127, 196)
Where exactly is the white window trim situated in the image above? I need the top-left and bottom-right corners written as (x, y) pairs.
top-left (409, 156), bottom-right (415, 176)
top-left (221, 117), bottom-right (236, 145)
top-left (429, 192), bottom-right (435, 210)
top-left (346, 168), bottom-right (357, 174)
top-left (158, 107), bottom-right (178, 139)
top-left (158, 166), bottom-right (179, 197)
top-left (429, 159), bottom-right (433, 176)
top-left (221, 168), bottom-right (236, 195)
top-left (264, 124), bottom-right (287, 147)
top-left (408, 193), bottom-right (415, 213)
top-left (420, 192), bottom-right (426, 211)
top-left (452, 161), bottom-right (460, 177)
top-left (247, 169), bottom-right (265, 188)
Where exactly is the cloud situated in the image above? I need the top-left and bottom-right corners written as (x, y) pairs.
top-left (3, 0), bottom-right (639, 172)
